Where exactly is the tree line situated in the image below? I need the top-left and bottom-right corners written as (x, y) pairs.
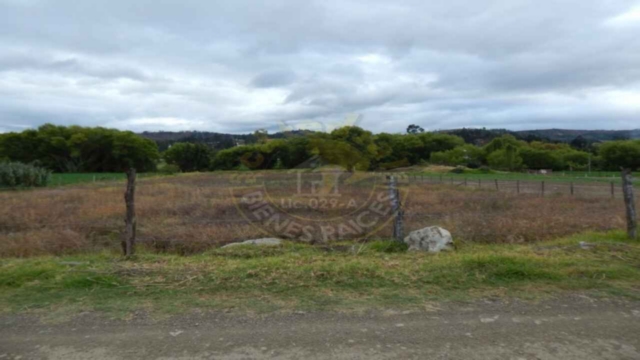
top-left (170, 126), bottom-right (640, 172)
top-left (1, 124), bottom-right (639, 174)
top-left (0, 124), bottom-right (159, 172)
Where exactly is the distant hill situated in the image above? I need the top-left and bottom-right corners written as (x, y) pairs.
top-left (439, 128), bottom-right (640, 145)
top-left (140, 128), bottom-right (640, 151)
top-left (139, 131), bottom-right (249, 151)
top-left (139, 130), bottom-right (315, 151)
top-left (513, 129), bottom-right (640, 142)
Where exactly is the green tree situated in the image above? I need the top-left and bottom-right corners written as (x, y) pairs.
top-left (416, 133), bottom-right (465, 162)
top-left (0, 124), bottom-right (160, 173)
top-left (430, 145), bottom-right (483, 167)
top-left (254, 129), bottom-right (269, 144)
top-left (406, 124), bottom-right (424, 134)
top-left (487, 145), bottom-right (523, 171)
top-left (308, 126), bottom-right (379, 171)
top-left (562, 150), bottom-right (591, 171)
top-left (599, 140), bottom-right (640, 170)
top-left (483, 135), bottom-right (524, 155)
top-left (570, 135), bottom-right (589, 150)
top-left (164, 143), bottom-right (212, 172)
top-left (112, 131), bottom-right (159, 172)
top-left (519, 148), bottom-right (563, 170)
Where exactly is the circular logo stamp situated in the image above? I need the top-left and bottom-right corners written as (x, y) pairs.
top-left (230, 168), bottom-right (405, 243)
top-left (229, 114), bottom-right (409, 243)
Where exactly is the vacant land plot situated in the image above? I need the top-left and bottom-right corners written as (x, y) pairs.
top-left (0, 172), bottom-right (634, 257)
top-left (1, 172), bottom-right (639, 315)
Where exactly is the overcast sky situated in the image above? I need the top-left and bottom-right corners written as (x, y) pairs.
top-left (1, 0), bottom-right (639, 134)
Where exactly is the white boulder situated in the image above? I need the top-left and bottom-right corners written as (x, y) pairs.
top-left (404, 226), bottom-right (454, 253)
top-left (221, 238), bottom-right (282, 249)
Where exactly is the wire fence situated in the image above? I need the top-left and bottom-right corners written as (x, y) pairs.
top-left (380, 173), bottom-right (631, 199)
top-left (0, 173), bottom-right (640, 231)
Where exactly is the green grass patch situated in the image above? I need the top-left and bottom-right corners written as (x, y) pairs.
top-left (49, 172), bottom-right (161, 186)
top-left (1, 231), bottom-right (639, 316)
top-left (407, 170), bottom-right (639, 184)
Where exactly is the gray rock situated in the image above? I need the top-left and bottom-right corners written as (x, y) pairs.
top-left (579, 241), bottom-right (595, 250)
top-left (221, 238), bottom-right (283, 249)
top-left (404, 226), bottom-right (454, 253)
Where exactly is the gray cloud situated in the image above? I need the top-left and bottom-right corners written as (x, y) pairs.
top-left (250, 69), bottom-right (297, 88)
top-left (0, 0), bottom-right (639, 134)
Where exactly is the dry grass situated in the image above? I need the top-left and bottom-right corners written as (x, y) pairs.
top-left (0, 172), bottom-right (633, 257)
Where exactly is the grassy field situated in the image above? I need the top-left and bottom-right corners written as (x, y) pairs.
top-left (49, 172), bottom-right (160, 186)
top-left (407, 169), bottom-right (640, 184)
top-left (46, 169), bottom-right (640, 188)
top-left (1, 171), bottom-right (638, 316)
top-left (1, 231), bottom-right (639, 317)
top-left (0, 172), bottom-right (630, 257)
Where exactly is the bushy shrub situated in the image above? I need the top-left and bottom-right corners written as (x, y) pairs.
top-left (478, 165), bottom-right (492, 173)
top-left (158, 163), bottom-right (180, 175)
top-left (450, 166), bottom-right (466, 174)
top-left (163, 142), bottom-right (212, 172)
top-left (0, 162), bottom-right (51, 187)
top-left (599, 140), bottom-right (640, 170)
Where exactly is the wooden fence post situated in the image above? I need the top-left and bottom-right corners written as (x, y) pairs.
top-left (389, 176), bottom-right (404, 242)
top-left (478, 179), bottom-right (481, 189)
top-left (611, 181), bottom-right (615, 199)
top-left (516, 180), bottom-right (520, 194)
top-left (494, 179), bottom-right (499, 191)
top-left (122, 168), bottom-right (137, 257)
top-left (541, 181), bottom-right (545, 197)
top-left (621, 169), bottom-right (637, 240)
top-left (570, 182), bottom-right (574, 196)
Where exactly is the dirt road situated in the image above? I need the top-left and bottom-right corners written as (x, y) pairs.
top-left (2, 296), bottom-right (640, 359)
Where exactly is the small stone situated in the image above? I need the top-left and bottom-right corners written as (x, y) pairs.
top-left (404, 226), bottom-right (454, 253)
top-left (480, 316), bottom-right (499, 323)
top-left (579, 241), bottom-right (595, 250)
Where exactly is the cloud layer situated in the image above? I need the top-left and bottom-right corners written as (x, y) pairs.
top-left (1, 0), bottom-right (639, 134)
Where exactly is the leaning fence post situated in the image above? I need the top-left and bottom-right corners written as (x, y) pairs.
top-left (621, 169), bottom-right (637, 240)
top-left (388, 176), bottom-right (404, 242)
top-left (122, 168), bottom-right (137, 257)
